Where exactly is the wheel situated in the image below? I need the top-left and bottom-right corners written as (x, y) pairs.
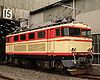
top-left (21, 59), bottom-right (31, 68)
top-left (55, 61), bottom-right (64, 71)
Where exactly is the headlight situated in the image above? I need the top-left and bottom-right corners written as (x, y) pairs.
top-left (87, 47), bottom-right (92, 51)
top-left (71, 48), bottom-right (76, 51)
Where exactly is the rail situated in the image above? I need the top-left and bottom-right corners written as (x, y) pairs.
top-left (0, 74), bottom-right (14, 80)
top-left (75, 74), bottom-right (100, 80)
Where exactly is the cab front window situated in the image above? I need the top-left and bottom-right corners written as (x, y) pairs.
top-left (81, 29), bottom-right (91, 38)
top-left (69, 28), bottom-right (80, 36)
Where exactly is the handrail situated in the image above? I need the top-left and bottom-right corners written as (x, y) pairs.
top-left (72, 52), bottom-right (77, 64)
top-left (90, 52), bottom-right (94, 61)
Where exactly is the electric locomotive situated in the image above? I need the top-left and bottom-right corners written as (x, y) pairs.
top-left (6, 22), bottom-right (93, 74)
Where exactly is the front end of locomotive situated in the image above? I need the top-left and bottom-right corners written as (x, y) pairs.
top-left (62, 51), bottom-right (93, 74)
top-left (61, 23), bottom-right (93, 74)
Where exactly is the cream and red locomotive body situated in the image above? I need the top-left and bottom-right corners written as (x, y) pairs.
top-left (6, 22), bottom-right (93, 74)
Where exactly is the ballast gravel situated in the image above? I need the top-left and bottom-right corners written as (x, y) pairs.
top-left (0, 65), bottom-right (89, 80)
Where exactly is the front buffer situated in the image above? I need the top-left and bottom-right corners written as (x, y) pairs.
top-left (61, 52), bottom-right (93, 74)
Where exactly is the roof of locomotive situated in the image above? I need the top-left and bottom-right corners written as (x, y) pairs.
top-left (6, 22), bottom-right (91, 37)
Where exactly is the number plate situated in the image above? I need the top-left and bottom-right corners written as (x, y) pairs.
top-left (3, 9), bottom-right (12, 19)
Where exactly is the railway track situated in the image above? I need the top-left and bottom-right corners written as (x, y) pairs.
top-left (75, 74), bottom-right (100, 80)
top-left (0, 74), bottom-right (14, 80)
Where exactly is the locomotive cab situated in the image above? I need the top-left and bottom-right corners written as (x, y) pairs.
top-left (60, 23), bottom-right (93, 74)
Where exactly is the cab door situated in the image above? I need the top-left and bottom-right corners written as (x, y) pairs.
top-left (6, 36), bottom-right (12, 54)
top-left (47, 28), bottom-right (55, 54)
top-left (9, 36), bottom-right (13, 54)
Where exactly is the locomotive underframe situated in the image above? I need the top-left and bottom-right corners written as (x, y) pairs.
top-left (4, 53), bottom-right (93, 73)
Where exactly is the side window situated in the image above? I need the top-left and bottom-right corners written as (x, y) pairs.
top-left (38, 31), bottom-right (45, 38)
top-left (61, 27), bottom-right (69, 36)
top-left (28, 32), bottom-right (35, 39)
top-left (14, 35), bottom-right (18, 41)
top-left (56, 28), bottom-right (60, 36)
top-left (20, 34), bottom-right (26, 40)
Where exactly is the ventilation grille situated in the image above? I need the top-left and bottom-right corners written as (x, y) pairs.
top-left (14, 44), bottom-right (27, 51)
top-left (28, 43), bottom-right (45, 51)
